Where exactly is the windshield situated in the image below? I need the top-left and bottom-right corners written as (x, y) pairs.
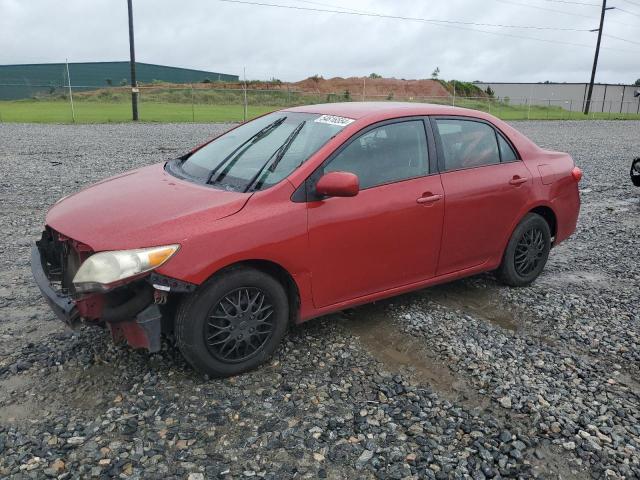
top-left (177, 112), bottom-right (353, 192)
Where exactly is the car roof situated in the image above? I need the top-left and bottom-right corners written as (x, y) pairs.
top-left (282, 101), bottom-right (490, 121)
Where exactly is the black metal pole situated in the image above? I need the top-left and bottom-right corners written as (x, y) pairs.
top-left (584, 0), bottom-right (608, 115)
top-left (127, 0), bottom-right (139, 121)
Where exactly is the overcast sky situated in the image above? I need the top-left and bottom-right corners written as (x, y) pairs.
top-left (1, 0), bottom-right (638, 83)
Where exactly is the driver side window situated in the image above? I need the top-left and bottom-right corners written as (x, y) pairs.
top-left (325, 120), bottom-right (429, 190)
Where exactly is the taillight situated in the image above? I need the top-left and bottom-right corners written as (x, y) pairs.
top-left (571, 167), bottom-right (583, 182)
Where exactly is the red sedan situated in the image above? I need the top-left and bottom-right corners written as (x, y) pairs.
top-left (32, 103), bottom-right (581, 377)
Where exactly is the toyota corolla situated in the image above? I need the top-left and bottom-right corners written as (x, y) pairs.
top-left (32, 102), bottom-right (581, 377)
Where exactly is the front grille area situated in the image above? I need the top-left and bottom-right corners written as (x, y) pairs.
top-left (37, 228), bottom-right (83, 295)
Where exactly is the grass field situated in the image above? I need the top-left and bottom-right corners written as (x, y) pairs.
top-left (0, 100), bottom-right (276, 123)
top-left (1, 97), bottom-right (639, 123)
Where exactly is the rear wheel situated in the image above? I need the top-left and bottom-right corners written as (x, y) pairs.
top-left (176, 267), bottom-right (289, 377)
top-left (497, 213), bottom-right (551, 287)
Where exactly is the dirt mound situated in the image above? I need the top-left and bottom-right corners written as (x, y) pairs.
top-left (290, 76), bottom-right (450, 99)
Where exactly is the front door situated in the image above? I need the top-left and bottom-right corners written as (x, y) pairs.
top-left (306, 119), bottom-right (445, 308)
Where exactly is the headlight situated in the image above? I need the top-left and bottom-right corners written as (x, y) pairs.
top-left (73, 244), bottom-right (179, 292)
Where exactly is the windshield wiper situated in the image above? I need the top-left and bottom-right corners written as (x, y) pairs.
top-left (244, 120), bottom-right (306, 193)
top-left (207, 116), bottom-right (287, 186)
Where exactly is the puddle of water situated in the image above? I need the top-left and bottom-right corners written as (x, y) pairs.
top-left (339, 304), bottom-right (489, 410)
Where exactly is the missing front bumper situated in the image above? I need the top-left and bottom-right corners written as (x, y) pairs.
top-left (31, 245), bottom-right (79, 326)
top-left (31, 243), bottom-right (162, 352)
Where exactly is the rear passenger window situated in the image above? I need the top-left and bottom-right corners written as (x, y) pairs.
top-left (326, 120), bottom-right (429, 189)
top-left (498, 134), bottom-right (518, 162)
top-left (435, 119), bottom-right (500, 171)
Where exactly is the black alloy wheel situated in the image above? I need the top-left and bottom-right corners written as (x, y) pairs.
top-left (497, 213), bottom-right (551, 287)
top-left (514, 227), bottom-right (546, 277)
top-left (175, 267), bottom-right (289, 377)
top-left (205, 287), bottom-right (275, 363)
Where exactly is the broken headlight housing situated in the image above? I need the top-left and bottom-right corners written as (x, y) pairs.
top-left (72, 245), bottom-right (179, 293)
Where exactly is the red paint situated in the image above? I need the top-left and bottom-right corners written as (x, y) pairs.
top-left (108, 321), bottom-right (150, 350)
top-left (45, 103), bottom-right (580, 324)
top-left (315, 171), bottom-right (360, 197)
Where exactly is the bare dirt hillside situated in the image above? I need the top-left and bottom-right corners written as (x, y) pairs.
top-left (290, 77), bottom-right (450, 98)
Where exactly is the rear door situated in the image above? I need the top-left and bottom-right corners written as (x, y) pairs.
top-left (305, 118), bottom-right (445, 308)
top-left (431, 117), bottom-right (532, 275)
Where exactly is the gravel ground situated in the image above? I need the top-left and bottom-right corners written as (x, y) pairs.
top-left (0, 120), bottom-right (639, 480)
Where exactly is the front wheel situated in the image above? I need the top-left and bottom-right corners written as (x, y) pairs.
top-left (175, 267), bottom-right (289, 377)
top-left (497, 213), bottom-right (551, 287)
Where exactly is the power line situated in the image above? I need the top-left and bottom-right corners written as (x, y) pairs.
top-left (604, 33), bottom-right (640, 44)
top-left (541, 0), bottom-right (600, 6)
top-left (303, 0), bottom-right (640, 48)
top-left (612, 6), bottom-right (640, 16)
top-left (493, 0), bottom-right (637, 26)
top-left (220, 0), bottom-right (593, 30)
top-left (493, 0), bottom-right (594, 18)
top-left (292, 0), bottom-right (370, 14)
top-left (219, 0), bottom-right (635, 53)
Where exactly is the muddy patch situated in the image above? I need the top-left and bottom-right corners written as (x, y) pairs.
top-left (537, 270), bottom-right (612, 289)
top-left (0, 374), bottom-right (34, 401)
top-left (51, 362), bottom-right (120, 411)
top-left (530, 443), bottom-right (589, 480)
top-left (339, 305), bottom-right (489, 410)
top-left (0, 375), bottom-right (38, 424)
top-left (0, 401), bottom-right (38, 424)
top-left (425, 281), bottom-right (520, 331)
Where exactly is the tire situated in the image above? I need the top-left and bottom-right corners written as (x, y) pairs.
top-left (497, 213), bottom-right (551, 287)
top-left (175, 267), bottom-right (289, 377)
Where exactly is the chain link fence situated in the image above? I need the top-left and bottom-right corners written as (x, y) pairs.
top-left (1, 83), bottom-right (639, 123)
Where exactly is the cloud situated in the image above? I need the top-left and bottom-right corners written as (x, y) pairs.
top-left (0, 0), bottom-right (637, 83)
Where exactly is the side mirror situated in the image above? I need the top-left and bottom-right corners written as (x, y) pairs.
top-left (316, 171), bottom-right (359, 198)
top-left (634, 89), bottom-right (640, 98)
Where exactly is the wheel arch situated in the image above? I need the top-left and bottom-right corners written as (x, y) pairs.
top-left (528, 204), bottom-right (557, 240)
top-left (497, 202), bottom-right (558, 268)
top-left (206, 259), bottom-right (301, 324)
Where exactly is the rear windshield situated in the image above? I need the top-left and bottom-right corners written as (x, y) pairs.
top-left (174, 112), bottom-right (353, 192)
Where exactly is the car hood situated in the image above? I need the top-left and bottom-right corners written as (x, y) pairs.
top-left (46, 162), bottom-right (251, 251)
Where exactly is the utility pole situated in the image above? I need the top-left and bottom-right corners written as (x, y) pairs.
top-left (127, 0), bottom-right (139, 121)
top-left (65, 59), bottom-right (76, 123)
top-left (243, 66), bottom-right (248, 122)
top-left (584, 0), bottom-right (613, 115)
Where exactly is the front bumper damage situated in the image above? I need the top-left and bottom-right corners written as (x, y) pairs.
top-left (31, 230), bottom-right (194, 353)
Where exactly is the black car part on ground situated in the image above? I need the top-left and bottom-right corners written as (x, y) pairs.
top-left (631, 157), bottom-right (640, 187)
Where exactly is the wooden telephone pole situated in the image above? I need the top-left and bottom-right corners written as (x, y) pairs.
top-left (127, 0), bottom-right (139, 121)
top-left (584, 0), bottom-right (614, 115)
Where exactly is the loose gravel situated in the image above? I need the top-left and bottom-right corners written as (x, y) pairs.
top-left (0, 120), bottom-right (639, 479)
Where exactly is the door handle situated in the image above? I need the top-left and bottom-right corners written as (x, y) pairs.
top-left (416, 194), bottom-right (442, 204)
top-left (509, 176), bottom-right (528, 186)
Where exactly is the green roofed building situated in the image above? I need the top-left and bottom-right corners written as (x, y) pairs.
top-left (0, 61), bottom-right (239, 100)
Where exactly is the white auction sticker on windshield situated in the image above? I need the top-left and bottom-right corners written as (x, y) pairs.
top-left (314, 115), bottom-right (355, 127)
